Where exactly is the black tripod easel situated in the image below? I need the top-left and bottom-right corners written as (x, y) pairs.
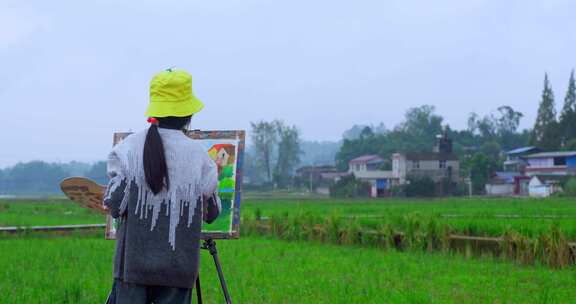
top-left (195, 239), bottom-right (232, 304)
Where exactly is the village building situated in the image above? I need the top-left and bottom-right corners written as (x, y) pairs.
top-left (523, 151), bottom-right (576, 177)
top-left (485, 147), bottom-right (538, 196)
top-left (347, 155), bottom-right (397, 197)
top-left (503, 146), bottom-right (541, 172)
top-left (521, 151), bottom-right (576, 197)
top-left (392, 152), bottom-right (459, 185)
top-left (392, 132), bottom-right (460, 196)
top-left (342, 132), bottom-right (460, 197)
top-left (485, 171), bottom-right (526, 196)
top-left (485, 149), bottom-right (576, 197)
top-left (528, 175), bottom-right (565, 197)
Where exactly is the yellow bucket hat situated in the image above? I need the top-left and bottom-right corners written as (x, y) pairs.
top-left (145, 69), bottom-right (204, 117)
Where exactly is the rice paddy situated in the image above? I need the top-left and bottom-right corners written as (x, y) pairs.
top-left (1, 196), bottom-right (576, 303)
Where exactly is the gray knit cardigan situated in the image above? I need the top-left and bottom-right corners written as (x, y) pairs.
top-left (103, 128), bottom-right (221, 288)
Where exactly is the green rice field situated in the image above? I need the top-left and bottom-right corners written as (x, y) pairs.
top-left (1, 235), bottom-right (575, 303)
top-left (1, 197), bottom-right (576, 303)
top-left (3, 197), bottom-right (576, 238)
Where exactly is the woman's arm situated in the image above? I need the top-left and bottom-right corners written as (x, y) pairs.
top-left (200, 154), bottom-right (221, 223)
top-left (103, 150), bottom-right (127, 219)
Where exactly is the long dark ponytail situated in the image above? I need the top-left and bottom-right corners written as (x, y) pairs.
top-left (144, 123), bottom-right (169, 194)
top-left (143, 116), bottom-right (192, 194)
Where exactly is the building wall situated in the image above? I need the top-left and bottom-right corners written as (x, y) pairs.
top-left (392, 154), bottom-right (459, 183)
top-left (392, 154), bottom-right (407, 183)
top-left (567, 156), bottom-right (576, 168)
top-left (529, 185), bottom-right (551, 197)
top-left (349, 162), bottom-right (367, 173)
top-left (525, 158), bottom-right (568, 176)
top-left (527, 158), bottom-right (554, 168)
top-left (486, 184), bottom-right (514, 196)
top-left (405, 160), bottom-right (459, 182)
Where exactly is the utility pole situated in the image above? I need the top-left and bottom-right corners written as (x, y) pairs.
top-left (309, 169), bottom-right (313, 193)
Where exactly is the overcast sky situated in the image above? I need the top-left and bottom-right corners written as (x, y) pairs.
top-left (1, 0), bottom-right (575, 167)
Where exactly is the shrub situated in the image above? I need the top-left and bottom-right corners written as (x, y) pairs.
top-left (405, 175), bottom-right (436, 197)
top-left (329, 175), bottom-right (371, 198)
top-left (563, 178), bottom-right (576, 197)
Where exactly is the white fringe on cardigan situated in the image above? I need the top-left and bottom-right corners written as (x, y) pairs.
top-left (104, 128), bottom-right (218, 250)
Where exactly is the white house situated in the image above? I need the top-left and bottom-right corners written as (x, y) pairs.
top-left (528, 176), bottom-right (563, 197)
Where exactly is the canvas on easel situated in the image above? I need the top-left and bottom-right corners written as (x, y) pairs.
top-left (105, 130), bottom-right (245, 240)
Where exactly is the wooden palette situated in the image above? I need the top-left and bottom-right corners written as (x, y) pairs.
top-left (60, 177), bottom-right (107, 214)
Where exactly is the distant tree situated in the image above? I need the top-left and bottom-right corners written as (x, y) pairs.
top-left (250, 121), bottom-right (278, 183)
top-left (477, 115), bottom-right (498, 141)
top-left (273, 121), bottom-right (302, 188)
top-left (531, 74), bottom-right (561, 150)
top-left (5, 161), bottom-right (68, 194)
top-left (335, 126), bottom-right (382, 170)
top-left (0, 168), bottom-right (5, 193)
top-left (468, 153), bottom-right (494, 194)
top-left (60, 161), bottom-right (92, 177)
top-left (560, 70), bottom-right (576, 145)
top-left (495, 106), bottom-right (523, 135)
top-left (396, 105), bottom-right (444, 148)
top-left (467, 112), bottom-right (480, 135)
top-left (342, 125), bottom-right (368, 140)
top-left (565, 138), bottom-right (576, 151)
top-left (480, 141), bottom-right (502, 162)
top-left (467, 106), bottom-right (525, 150)
top-left (342, 123), bottom-right (386, 140)
top-left (86, 161), bottom-right (108, 185)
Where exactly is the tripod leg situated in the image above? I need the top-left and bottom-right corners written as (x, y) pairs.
top-left (195, 275), bottom-right (203, 304)
top-left (205, 239), bottom-right (232, 304)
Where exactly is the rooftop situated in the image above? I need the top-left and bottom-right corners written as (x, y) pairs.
top-left (349, 155), bottom-right (384, 164)
top-left (523, 151), bottom-right (576, 159)
top-left (507, 146), bottom-right (539, 155)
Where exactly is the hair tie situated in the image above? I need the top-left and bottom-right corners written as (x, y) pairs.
top-left (147, 117), bottom-right (159, 124)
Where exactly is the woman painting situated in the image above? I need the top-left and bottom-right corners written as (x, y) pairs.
top-left (104, 69), bottom-right (221, 303)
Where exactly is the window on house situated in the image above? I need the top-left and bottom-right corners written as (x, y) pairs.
top-left (439, 160), bottom-right (446, 169)
top-left (554, 157), bottom-right (566, 166)
top-left (355, 164), bottom-right (360, 171)
top-left (412, 161), bottom-right (420, 169)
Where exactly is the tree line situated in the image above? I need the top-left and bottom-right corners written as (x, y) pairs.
top-left (0, 161), bottom-right (106, 195)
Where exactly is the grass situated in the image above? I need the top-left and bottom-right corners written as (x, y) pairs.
top-left (3, 197), bottom-right (576, 238)
top-left (243, 197), bottom-right (576, 238)
top-left (0, 199), bottom-right (104, 227)
top-left (1, 235), bottom-right (575, 303)
top-left (3, 197), bottom-right (576, 302)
